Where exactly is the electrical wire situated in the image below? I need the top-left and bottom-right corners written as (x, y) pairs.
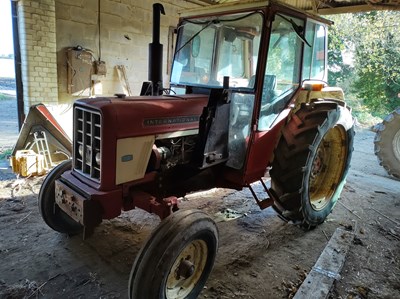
top-left (98, 0), bottom-right (101, 61)
top-left (176, 11), bottom-right (261, 54)
top-left (184, 11), bottom-right (260, 25)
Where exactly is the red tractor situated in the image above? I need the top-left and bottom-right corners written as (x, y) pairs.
top-left (39, 1), bottom-right (354, 298)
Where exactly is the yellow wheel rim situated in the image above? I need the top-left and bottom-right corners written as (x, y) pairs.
top-left (165, 240), bottom-right (208, 299)
top-left (309, 126), bottom-right (347, 211)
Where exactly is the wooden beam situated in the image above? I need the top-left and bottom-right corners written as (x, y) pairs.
top-left (293, 228), bottom-right (354, 299)
top-left (312, 4), bottom-right (400, 15)
top-left (186, 0), bottom-right (210, 6)
top-left (192, 0), bottom-right (218, 5)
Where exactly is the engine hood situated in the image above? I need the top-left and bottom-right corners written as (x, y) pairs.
top-left (75, 94), bottom-right (209, 138)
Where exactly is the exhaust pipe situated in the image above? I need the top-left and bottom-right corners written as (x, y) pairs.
top-left (148, 3), bottom-right (165, 96)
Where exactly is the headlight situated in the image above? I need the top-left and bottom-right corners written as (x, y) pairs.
top-left (95, 152), bottom-right (101, 165)
top-left (85, 148), bottom-right (92, 164)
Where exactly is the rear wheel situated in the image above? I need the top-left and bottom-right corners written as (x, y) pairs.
top-left (270, 101), bottom-right (354, 229)
top-left (374, 108), bottom-right (400, 179)
top-left (38, 160), bottom-right (82, 234)
top-left (129, 209), bottom-right (218, 299)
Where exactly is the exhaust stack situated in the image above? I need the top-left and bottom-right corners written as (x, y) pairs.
top-left (148, 3), bottom-right (165, 95)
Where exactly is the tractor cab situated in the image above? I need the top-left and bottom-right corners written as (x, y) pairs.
top-left (170, 2), bottom-right (329, 179)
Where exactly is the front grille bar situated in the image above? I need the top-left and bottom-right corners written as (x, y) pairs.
top-left (74, 106), bottom-right (101, 181)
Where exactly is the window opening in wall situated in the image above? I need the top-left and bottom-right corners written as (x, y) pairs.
top-left (0, 0), bottom-right (20, 152)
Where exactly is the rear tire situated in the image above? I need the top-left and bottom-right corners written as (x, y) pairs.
top-left (374, 108), bottom-right (400, 179)
top-left (270, 101), bottom-right (354, 229)
top-left (129, 209), bottom-right (218, 299)
top-left (38, 160), bottom-right (83, 234)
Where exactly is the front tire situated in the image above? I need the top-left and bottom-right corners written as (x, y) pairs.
top-left (38, 160), bottom-right (82, 234)
top-left (270, 101), bottom-right (354, 228)
top-left (129, 209), bottom-right (218, 299)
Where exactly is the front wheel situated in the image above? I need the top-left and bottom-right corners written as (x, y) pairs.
top-left (129, 209), bottom-right (218, 299)
top-left (38, 160), bottom-right (82, 234)
top-left (270, 101), bottom-right (354, 229)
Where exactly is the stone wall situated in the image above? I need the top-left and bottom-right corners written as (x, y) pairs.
top-left (17, 0), bottom-right (58, 112)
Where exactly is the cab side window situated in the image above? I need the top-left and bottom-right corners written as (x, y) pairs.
top-left (258, 14), bottom-right (304, 131)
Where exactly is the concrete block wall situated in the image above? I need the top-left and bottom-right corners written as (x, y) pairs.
top-left (55, 0), bottom-right (200, 103)
top-left (17, 0), bottom-right (59, 113)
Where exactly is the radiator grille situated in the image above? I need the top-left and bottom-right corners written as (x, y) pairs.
top-left (74, 106), bottom-right (101, 181)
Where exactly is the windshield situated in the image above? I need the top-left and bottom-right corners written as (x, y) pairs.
top-left (171, 12), bottom-right (263, 89)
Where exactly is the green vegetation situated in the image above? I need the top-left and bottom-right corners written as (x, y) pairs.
top-left (0, 93), bottom-right (15, 101)
top-left (0, 54), bottom-right (14, 59)
top-left (328, 11), bottom-right (400, 125)
top-left (0, 148), bottom-right (12, 160)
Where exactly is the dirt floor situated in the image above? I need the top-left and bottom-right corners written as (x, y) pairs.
top-left (0, 127), bottom-right (399, 299)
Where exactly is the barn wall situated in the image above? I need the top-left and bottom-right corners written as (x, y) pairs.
top-left (17, 0), bottom-right (58, 112)
top-left (55, 0), bottom-right (199, 103)
top-left (16, 0), bottom-right (199, 135)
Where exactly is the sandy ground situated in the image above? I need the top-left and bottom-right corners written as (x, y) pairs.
top-left (0, 128), bottom-right (399, 299)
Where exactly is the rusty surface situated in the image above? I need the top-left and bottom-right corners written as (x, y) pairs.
top-left (247, 182), bottom-right (274, 210)
top-left (131, 190), bottom-right (178, 219)
top-left (55, 179), bottom-right (102, 231)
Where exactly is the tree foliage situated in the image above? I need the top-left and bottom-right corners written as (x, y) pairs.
top-left (327, 20), bottom-right (353, 89)
top-left (328, 11), bottom-right (400, 117)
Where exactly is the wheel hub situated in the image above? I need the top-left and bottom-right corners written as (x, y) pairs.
top-left (311, 148), bottom-right (324, 178)
top-left (166, 239), bottom-right (208, 299)
top-left (176, 259), bottom-right (195, 279)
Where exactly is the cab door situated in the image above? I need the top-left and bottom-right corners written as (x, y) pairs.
top-left (243, 12), bottom-right (306, 183)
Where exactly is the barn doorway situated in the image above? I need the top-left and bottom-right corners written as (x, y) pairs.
top-left (0, 0), bottom-right (20, 156)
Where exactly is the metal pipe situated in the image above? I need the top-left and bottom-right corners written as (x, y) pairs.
top-left (148, 3), bottom-right (165, 95)
top-left (11, 1), bottom-right (25, 130)
top-left (152, 3), bottom-right (164, 44)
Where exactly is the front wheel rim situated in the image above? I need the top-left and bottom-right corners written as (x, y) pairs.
top-left (309, 126), bottom-right (347, 211)
top-left (165, 239), bottom-right (208, 299)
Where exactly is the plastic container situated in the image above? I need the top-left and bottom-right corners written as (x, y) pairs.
top-left (10, 150), bottom-right (46, 177)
